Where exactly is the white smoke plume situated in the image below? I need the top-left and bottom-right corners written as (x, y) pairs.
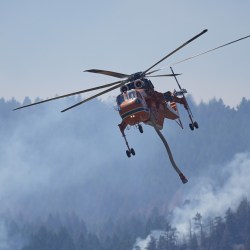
top-left (172, 151), bottom-right (250, 234)
top-left (133, 231), bottom-right (165, 250)
top-left (132, 151), bottom-right (250, 249)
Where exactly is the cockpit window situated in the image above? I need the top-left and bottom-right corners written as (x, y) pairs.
top-left (128, 90), bottom-right (136, 99)
top-left (117, 90), bottom-right (138, 105)
top-left (116, 95), bottom-right (124, 105)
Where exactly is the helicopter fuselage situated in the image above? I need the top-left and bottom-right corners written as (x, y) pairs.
top-left (116, 80), bottom-right (179, 130)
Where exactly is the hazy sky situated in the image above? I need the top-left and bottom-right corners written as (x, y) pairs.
top-left (1, 0), bottom-right (250, 107)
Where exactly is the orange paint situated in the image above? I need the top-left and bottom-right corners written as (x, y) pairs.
top-left (117, 88), bottom-right (180, 131)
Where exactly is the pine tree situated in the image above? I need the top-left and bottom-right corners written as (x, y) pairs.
top-left (193, 212), bottom-right (204, 246)
top-left (189, 233), bottom-right (198, 250)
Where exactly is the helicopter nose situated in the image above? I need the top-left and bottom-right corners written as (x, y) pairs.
top-left (120, 101), bottom-right (150, 125)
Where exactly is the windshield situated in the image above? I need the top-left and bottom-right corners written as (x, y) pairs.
top-left (117, 90), bottom-right (138, 105)
top-left (128, 90), bottom-right (136, 99)
top-left (116, 95), bottom-right (124, 105)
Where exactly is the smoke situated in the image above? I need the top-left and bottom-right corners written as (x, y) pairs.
top-left (172, 151), bottom-right (250, 234)
top-left (132, 151), bottom-right (250, 249)
top-left (132, 231), bottom-right (165, 250)
top-left (0, 220), bottom-right (9, 250)
top-left (0, 97), bottom-right (179, 224)
top-left (0, 218), bottom-right (24, 250)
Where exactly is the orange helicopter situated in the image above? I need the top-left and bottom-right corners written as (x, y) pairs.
top-left (14, 29), bottom-right (250, 184)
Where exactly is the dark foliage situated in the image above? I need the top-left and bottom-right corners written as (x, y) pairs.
top-left (2, 198), bottom-right (249, 249)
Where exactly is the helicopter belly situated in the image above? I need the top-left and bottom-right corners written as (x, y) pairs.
top-left (144, 117), bottom-right (164, 130)
top-left (120, 107), bottom-right (150, 125)
top-left (143, 108), bottom-right (164, 130)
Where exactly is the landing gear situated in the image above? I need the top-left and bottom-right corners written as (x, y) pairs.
top-left (131, 148), bottom-right (135, 155)
top-left (138, 124), bottom-right (143, 133)
top-left (119, 122), bottom-right (136, 158)
top-left (194, 121), bottom-right (199, 129)
top-left (189, 123), bottom-right (194, 131)
top-left (126, 148), bottom-right (135, 158)
top-left (189, 121), bottom-right (199, 131)
top-left (126, 150), bottom-right (131, 158)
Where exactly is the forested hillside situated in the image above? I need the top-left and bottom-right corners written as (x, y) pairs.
top-left (0, 96), bottom-right (250, 249)
top-left (1, 198), bottom-right (250, 249)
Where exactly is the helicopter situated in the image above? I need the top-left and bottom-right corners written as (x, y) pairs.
top-left (14, 29), bottom-right (250, 184)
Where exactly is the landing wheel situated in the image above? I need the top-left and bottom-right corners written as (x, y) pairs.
top-left (126, 150), bottom-right (131, 158)
top-left (138, 124), bottom-right (143, 133)
top-left (189, 123), bottom-right (194, 131)
top-left (130, 148), bottom-right (135, 156)
top-left (194, 121), bottom-right (199, 129)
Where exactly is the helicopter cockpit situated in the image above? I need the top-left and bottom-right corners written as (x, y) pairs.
top-left (116, 90), bottom-right (141, 106)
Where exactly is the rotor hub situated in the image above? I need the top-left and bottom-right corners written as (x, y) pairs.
top-left (128, 72), bottom-right (144, 81)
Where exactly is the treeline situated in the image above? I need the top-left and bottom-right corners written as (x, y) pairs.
top-left (2, 209), bottom-right (170, 250)
top-left (2, 198), bottom-right (249, 250)
top-left (146, 198), bottom-right (250, 250)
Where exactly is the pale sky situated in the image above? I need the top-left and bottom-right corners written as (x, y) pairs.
top-left (1, 0), bottom-right (250, 107)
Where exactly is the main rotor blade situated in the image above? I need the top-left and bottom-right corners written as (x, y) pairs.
top-left (13, 80), bottom-right (123, 111)
top-left (143, 29), bottom-right (208, 74)
top-left (172, 34), bottom-right (250, 66)
top-left (147, 73), bottom-right (181, 77)
top-left (61, 81), bottom-right (127, 112)
top-left (84, 69), bottom-right (130, 79)
top-left (145, 69), bottom-right (162, 76)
